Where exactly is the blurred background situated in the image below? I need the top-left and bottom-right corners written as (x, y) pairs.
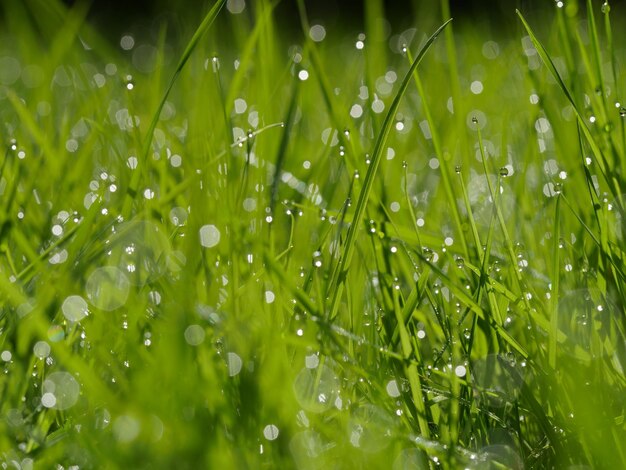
top-left (57, 0), bottom-right (551, 38)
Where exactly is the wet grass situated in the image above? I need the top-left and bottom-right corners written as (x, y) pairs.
top-left (0, 0), bottom-right (625, 468)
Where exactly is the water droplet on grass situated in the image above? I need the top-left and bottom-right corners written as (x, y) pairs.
top-left (226, 0), bottom-right (246, 14)
top-left (199, 224), bottom-right (221, 248)
top-left (62, 295), bottom-right (89, 322)
top-left (33, 341), bottom-right (51, 359)
top-left (47, 325), bottom-right (65, 342)
top-left (312, 251), bottom-right (323, 268)
top-left (350, 104), bottom-right (363, 118)
top-left (293, 364), bottom-right (339, 413)
top-left (184, 325), bottom-right (205, 346)
top-left (169, 207), bottom-right (188, 226)
top-left (454, 365), bottom-right (467, 377)
top-left (86, 266), bottom-right (130, 311)
top-left (227, 352), bottom-right (243, 376)
top-left (386, 380), bottom-right (400, 397)
top-left (108, 220), bottom-right (171, 285)
top-left (289, 431), bottom-right (327, 467)
top-left (309, 24), bottom-right (326, 42)
top-left (347, 404), bottom-right (395, 452)
top-left (263, 424), bottom-right (279, 440)
top-left (42, 372), bottom-right (80, 410)
top-left (113, 415), bottom-right (140, 443)
top-left (124, 74), bottom-right (134, 90)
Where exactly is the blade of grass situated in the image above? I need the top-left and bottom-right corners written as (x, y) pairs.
top-left (517, 9), bottom-right (621, 199)
top-left (122, 0), bottom-right (227, 218)
top-left (327, 18), bottom-right (453, 321)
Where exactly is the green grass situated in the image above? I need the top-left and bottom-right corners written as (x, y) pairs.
top-left (0, 0), bottom-right (625, 468)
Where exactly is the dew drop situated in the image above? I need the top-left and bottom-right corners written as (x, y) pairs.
top-left (199, 224), bottom-right (221, 248)
top-left (86, 266), bottom-right (130, 311)
top-left (347, 404), bottom-right (394, 452)
top-left (227, 352), bottom-right (243, 376)
top-left (386, 380), bottom-right (400, 397)
top-left (184, 324), bottom-right (205, 346)
top-left (61, 295), bottom-right (89, 322)
top-left (263, 424), bottom-right (280, 441)
top-left (42, 372), bottom-right (80, 410)
top-left (33, 341), bottom-right (51, 359)
top-left (124, 74), bottom-right (134, 90)
top-left (293, 365), bottom-right (339, 413)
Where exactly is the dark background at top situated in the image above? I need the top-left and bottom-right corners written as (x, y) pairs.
top-left (62, 0), bottom-right (534, 39)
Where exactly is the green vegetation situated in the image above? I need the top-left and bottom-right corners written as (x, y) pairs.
top-left (0, 0), bottom-right (625, 467)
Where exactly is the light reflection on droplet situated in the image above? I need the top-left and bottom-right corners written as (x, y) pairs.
top-left (169, 207), bottom-right (188, 226)
top-left (199, 224), bottom-right (221, 248)
top-left (263, 424), bottom-right (279, 441)
top-left (86, 266), bottom-right (130, 311)
top-left (47, 325), bottom-right (65, 342)
top-left (293, 365), bottom-right (339, 413)
top-left (347, 404), bottom-right (395, 452)
top-left (289, 431), bottom-right (327, 468)
top-left (113, 415), bottom-right (140, 443)
top-left (120, 35), bottom-right (135, 50)
top-left (61, 295), bottom-right (89, 322)
top-left (49, 249), bottom-right (68, 265)
top-left (309, 24), bottom-right (326, 42)
top-left (386, 379), bottom-right (400, 397)
top-left (184, 325), bottom-right (205, 346)
top-left (42, 372), bottom-right (80, 410)
top-left (33, 341), bottom-right (51, 359)
top-left (107, 220), bottom-right (171, 286)
top-left (305, 354), bottom-right (319, 369)
top-left (227, 352), bottom-right (243, 376)
top-left (226, 0), bottom-right (246, 14)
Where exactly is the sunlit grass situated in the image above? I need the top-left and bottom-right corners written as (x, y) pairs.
top-left (0, 0), bottom-right (625, 468)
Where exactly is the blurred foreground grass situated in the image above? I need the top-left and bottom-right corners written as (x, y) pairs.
top-left (0, 0), bottom-right (625, 468)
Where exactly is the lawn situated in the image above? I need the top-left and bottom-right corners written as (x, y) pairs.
top-left (0, 0), bottom-right (625, 468)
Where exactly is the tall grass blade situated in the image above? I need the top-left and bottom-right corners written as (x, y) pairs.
top-left (327, 18), bottom-right (453, 321)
